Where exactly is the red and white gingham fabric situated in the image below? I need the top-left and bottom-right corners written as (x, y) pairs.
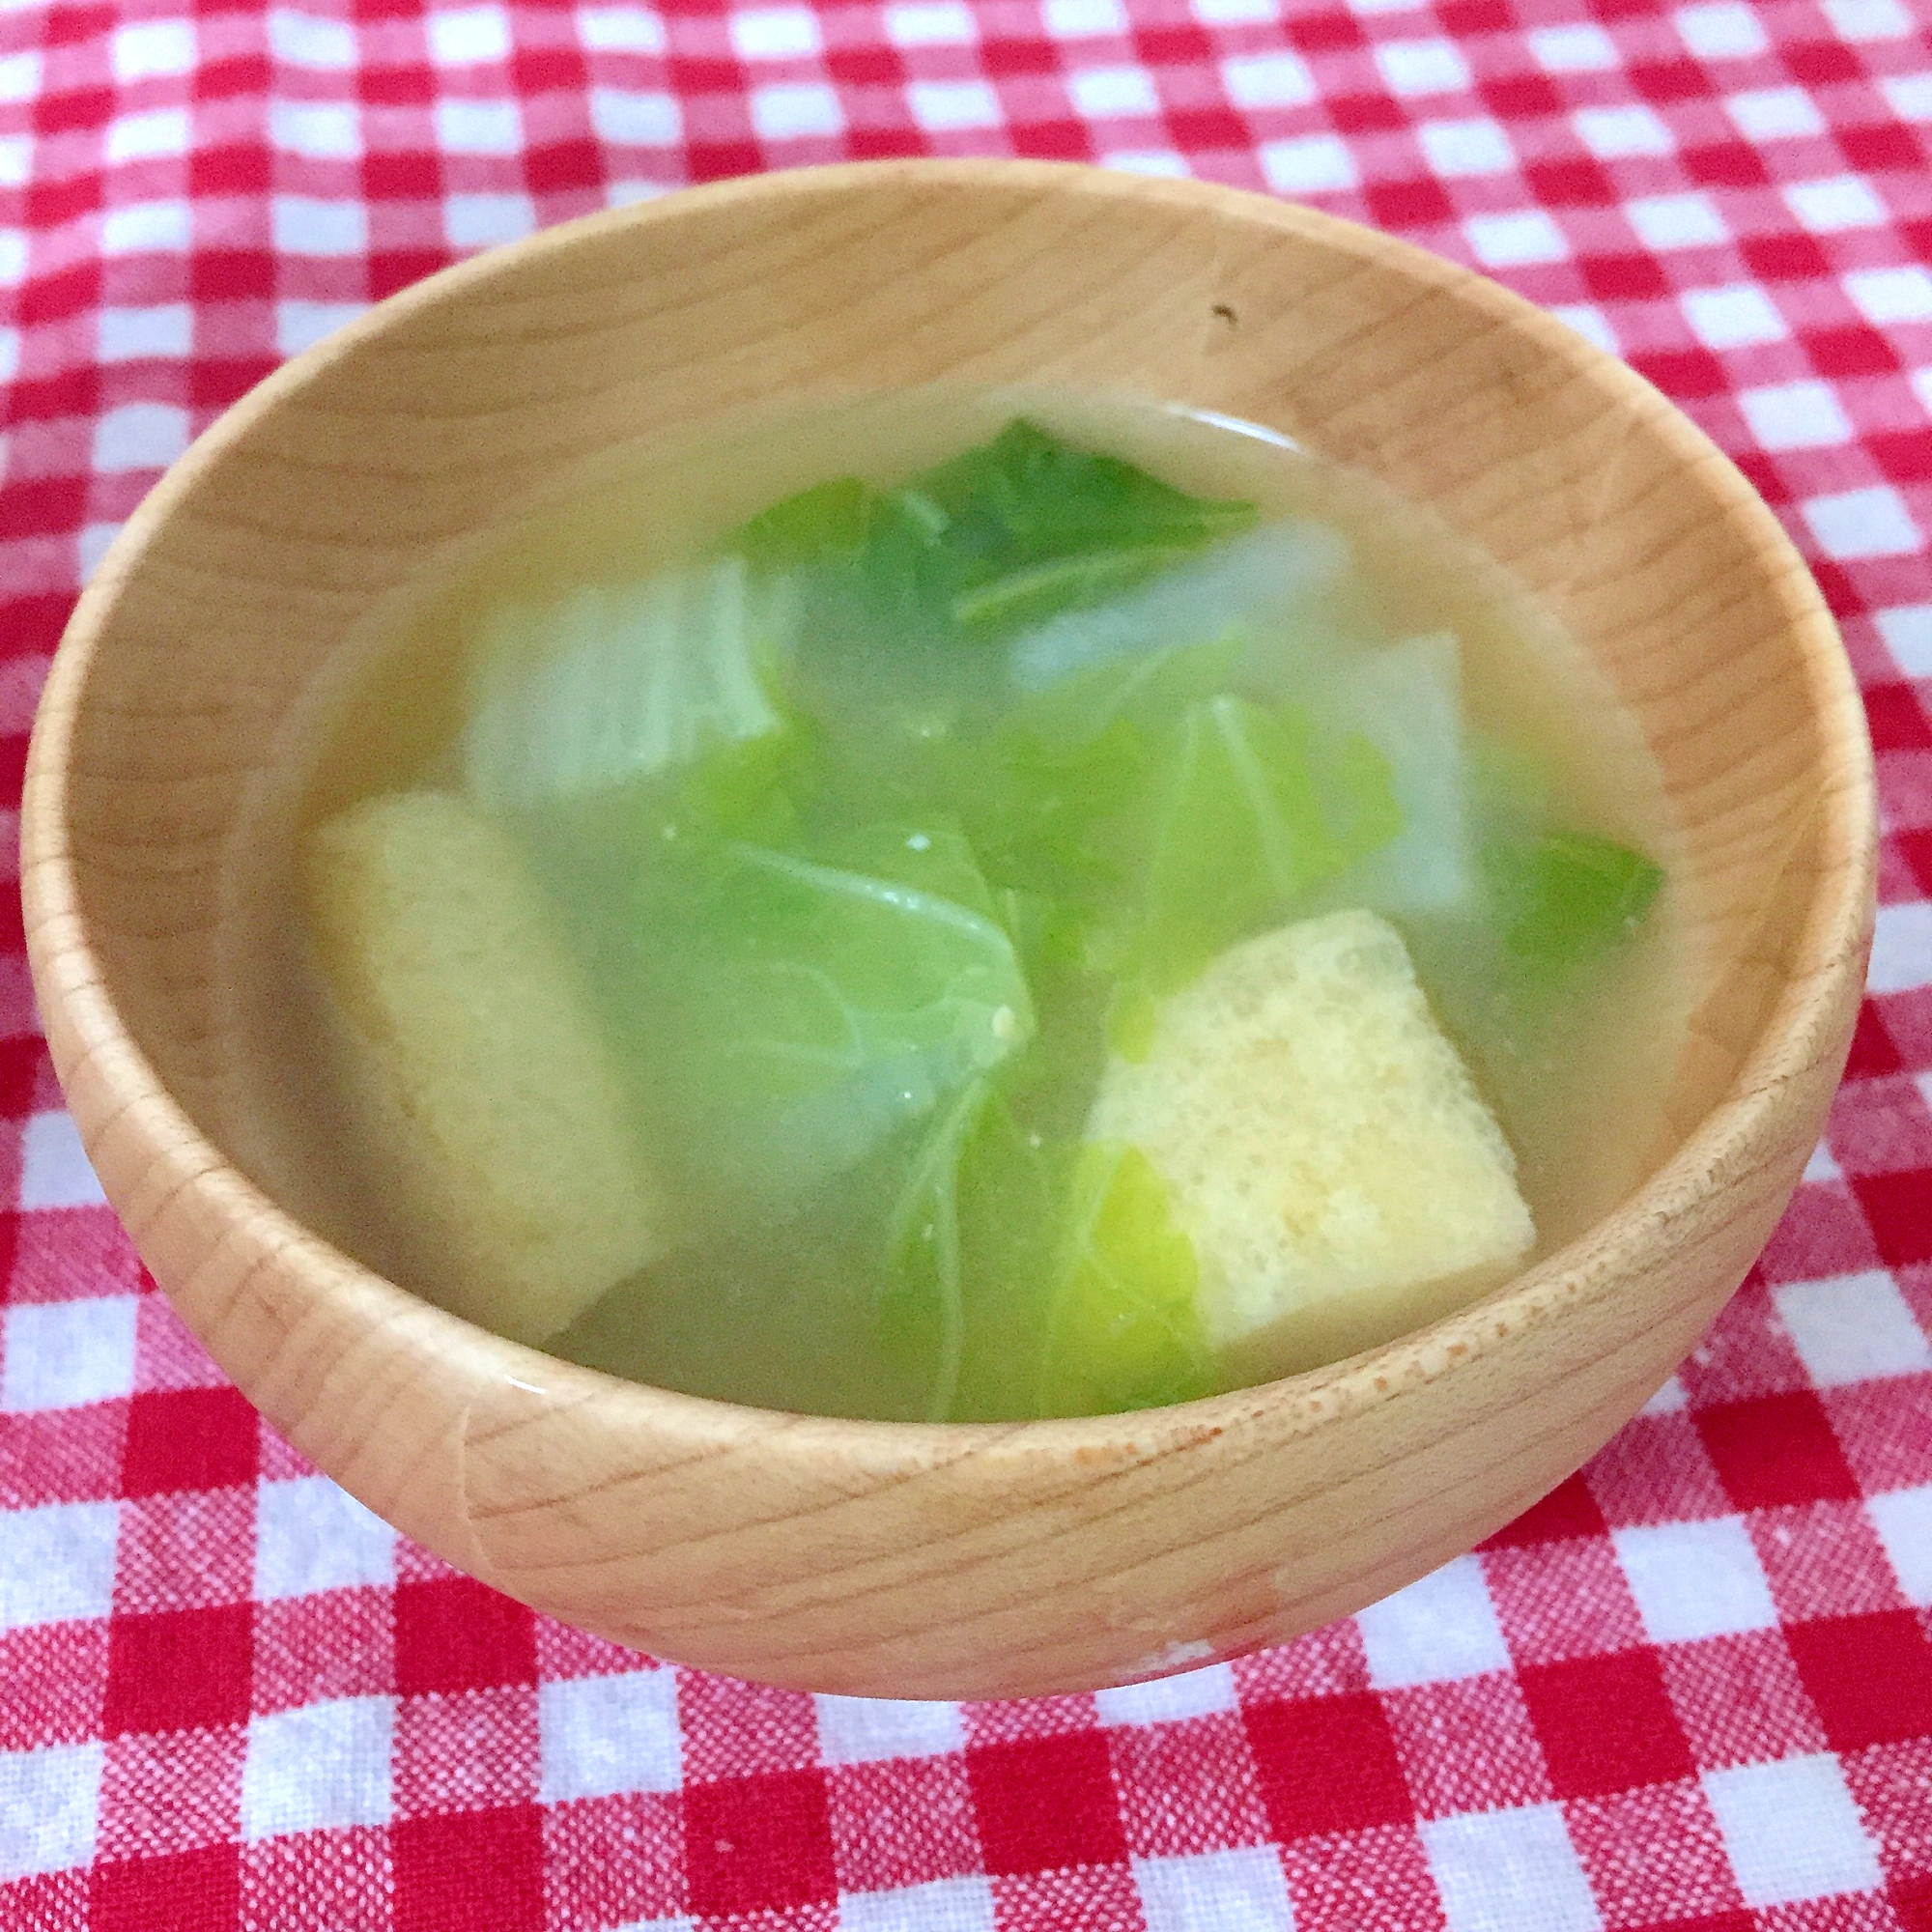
top-left (4, 1), bottom-right (1932, 1927)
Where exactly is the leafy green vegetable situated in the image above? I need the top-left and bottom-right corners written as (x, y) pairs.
top-left (640, 817), bottom-right (1034, 1209)
top-left (730, 478), bottom-right (873, 569)
top-left (1037, 1143), bottom-right (1218, 1417)
top-left (462, 557), bottom-right (795, 817)
top-left (1485, 829), bottom-right (1664, 977)
top-left (754, 420), bottom-right (1258, 652)
top-left (1127, 694), bottom-right (1401, 991)
top-left (881, 1078), bottom-right (993, 1422)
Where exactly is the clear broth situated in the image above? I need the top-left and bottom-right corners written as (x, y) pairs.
top-left (226, 386), bottom-right (1692, 1418)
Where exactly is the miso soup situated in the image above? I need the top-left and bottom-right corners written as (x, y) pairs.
top-left (226, 389), bottom-right (1691, 1422)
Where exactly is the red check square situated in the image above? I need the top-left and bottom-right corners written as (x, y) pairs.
top-left (392, 1575), bottom-right (537, 1696)
top-left (1856, 1171), bottom-right (1932, 1267)
top-left (119, 1387), bottom-right (259, 1498)
top-left (1483, 1471), bottom-right (1609, 1548)
top-left (1694, 1391), bottom-right (1861, 1510)
top-left (90, 1845), bottom-right (240, 1932)
top-left (684, 1768), bottom-right (838, 1916)
top-left (966, 1732), bottom-right (1128, 1875)
top-left (394, 1805), bottom-right (545, 1932)
top-left (1243, 1693), bottom-right (1411, 1840)
top-left (1784, 1610), bottom-right (1932, 1752)
top-left (1520, 1651), bottom-right (1695, 1799)
top-left (102, 1604), bottom-right (251, 1737)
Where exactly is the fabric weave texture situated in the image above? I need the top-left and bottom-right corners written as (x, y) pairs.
top-left (4, 0), bottom-right (1932, 1926)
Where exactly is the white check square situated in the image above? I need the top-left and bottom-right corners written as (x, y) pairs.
top-left (1575, 104), bottom-right (1674, 157)
top-left (0, 52), bottom-right (42, 103)
top-left (842, 1878), bottom-right (993, 1932)
top-left (106, 109), bottom-right (190, 165)
top-left (1553, 305), bottom-right (1618, 355)
top-left (278, 301), bottom-right (364, 356)
top-left (1465, 210), bottom-right (1568, 268)
top-left (1775, 1271), bottom-right (1932, 1386)
top-left (436, 98), bottom-right (522, 154)
top-left (590, 87), bottom-right (682, 146)
top-left (1783, 177), bottom-right (1886, 233)
top-left (1376, 39), bottom-right (1470, 98)
top-left (1418, 118), bottom-right (1514, 178)
top-left (1530, 24), bottom-right (1617, 71)
top-left (1868, 1485), bottom-right (1932, 1605)
top-left (1703, 1755), bottom-right (1881, 1905)
top-left (1259, 135), bottom-right (1356, 195)
top-left (1070, 67), bottom-right (1159, 119)
top-left (1105, 151), bottom-right (1190, 178)
top-left (102, 200), bottom-right (191, 254)
top-left (0, 1743), bottom-right (104, 1882)
top-left (1423, 1804), bottom-right (1599, 1932)
top-left (429, 5), bottom-right (511, 65)
top-left (445, 192), bottom-right (536, 248)
top-left (1355, 1554), bottom-right (1510, 1688)
top-left (1628, 192), bottom-right (1727, 250)
top-left (269, 99), bottom-right (360, 158)
top-left (815, 1693), bottom-right (963, 1764)
top-left (907, 81), bottom-right (1000, 130)
top-left (268, 11), bottom-right (358, 69)
top-left (730, 8), bottom-right (821, 60)
top-left (1846, 266), bottom-right (1932, 327)
top-left (1682, 284), bottom-right (1785, 348)
top-left (1876, 605), bottom-right (1932, 679)
top-left (113, 21), bottom-right (196, 82)
top-left (539, 1669), bottom-right (682, 1799)
top-left (1135, 1848), bottom-right (1293, 1931)
top-left (20, 1113), bottom-right (109, 1210)
top-left (1613, 1518), bottom-right (1776, 1642)
top-left (1222, 52), bottom-right (1316, 110)
top-left (99, 304), bottom-right (193, 362)
top-left (750, 81), bottom-right (842, 138)
top-left (581, 7), bottom-right (668, 53)
top-left (1044, 0), bottom-right (1126, 37)
top-left (1095, 1662), bottom-right (1236, 1726)
top-left (1737, 380), bottom-right (1853, 452)
top-left (884, 4), bottom-right (975, 45)
top-left (271, 196), bottom-right (368, 256)
top-left (1823, 0), bottom-right (1912, 39)
top-left (1803, 487), bottom-right (1919, 563)
top-left (1868, 902), bottom-right (1932, 993)
top-left (1880, 73), bottom-right (1932, 122)
top-left (0, 1501), bottom-right (120, 1631)
top-left (1675, 2), bottom-right (1768, 58)
top-left (2, 1299), bottom-right (139, 1415)
top-left (1726, 87), bottom-right (1826, 141)
top-left (243, 1698), bottom-right (394, 1838)
top-left (254, 1474), bottom-right (397, 1600)
top-left (889, 2), bottom-right (981, 43)
top-left (92, 405), bottom-right (190, 476)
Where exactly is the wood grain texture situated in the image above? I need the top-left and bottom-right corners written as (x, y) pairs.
top-left (21, 160), bottom-right (1876, 1698)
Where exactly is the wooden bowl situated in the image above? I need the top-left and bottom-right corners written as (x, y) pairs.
top-left (22, 160), bottom-right (1875, 1699)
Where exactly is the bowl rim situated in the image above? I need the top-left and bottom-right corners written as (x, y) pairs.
top-left (21, 156), bottom-right (1878, 1463)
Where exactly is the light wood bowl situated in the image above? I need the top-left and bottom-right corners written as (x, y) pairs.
top-left (22, 160), bottom-right (1874, 1699)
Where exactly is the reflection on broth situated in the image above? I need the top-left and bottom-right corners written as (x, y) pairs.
top-left (225, 388), bottom-right (1690, 1422)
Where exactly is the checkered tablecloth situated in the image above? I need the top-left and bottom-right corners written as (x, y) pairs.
top-left (4, 1), bottom-right (1932, 1927)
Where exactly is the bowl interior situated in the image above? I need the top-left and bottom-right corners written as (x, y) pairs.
top-left (59, 164), bottom-right (1850, 1187)
top-left (26, 162), bottom-right (1874, 1696)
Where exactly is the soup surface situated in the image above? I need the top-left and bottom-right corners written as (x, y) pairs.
top-left (227, 387), bottom-right (1690, 1421)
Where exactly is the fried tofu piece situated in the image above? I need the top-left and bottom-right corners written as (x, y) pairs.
top-left (1088, 909), bottom-right (1533, 1370)
top-left (303, 790), bottom-right (660, 1345)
